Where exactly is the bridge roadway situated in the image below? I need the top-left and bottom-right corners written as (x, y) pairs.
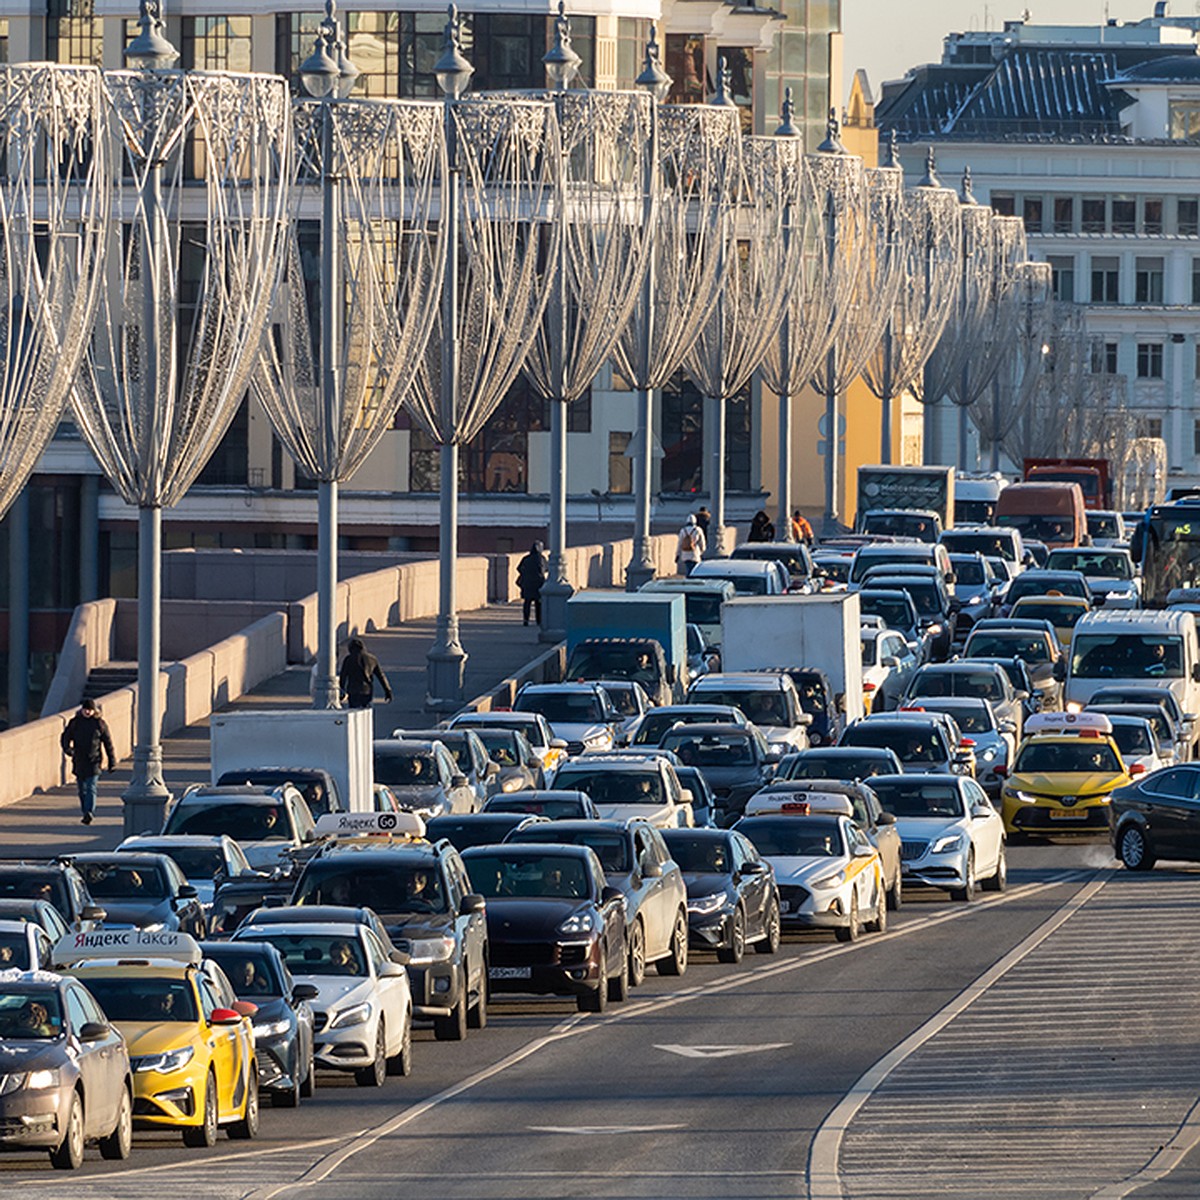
top-left (8, 841), bottom-right (1200, 1199)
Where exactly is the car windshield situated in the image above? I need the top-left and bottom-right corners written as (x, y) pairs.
top-left (793, 680), bottom-right (828, 715)
top-left (662, 732), bottom-right (756, 767)
top-left (375, 752), bottom-right (439, 787)
top-left (0, 990), bottom-right (62, 1039)
top-left (1009, 575), bottom-right (1088, 603)
top-left (1014, 740), bottom-right (1122, 773)
top-left (662, 834), bottom-right (732, 873)
top-left (955, 500), bottom-right (997, 525)
top-left (915, 704), bottom-right (992, 734)
top-left (601, 687), bottom-right (640, 717)
top-left (861, 639), bottom-right (878, 667)
top-left (996, 514), bottom-right (1076, 542)
top-left (81, 977), bottom-right (197, 1022)
top-left (683, 594), bottom-right (723, 626)
top-left (426, 816), bottom-right (527, 851)
top-left (166, 802), bottom-right (291, 842)
top-left (0, 933), bottom-right (31, 970)
top-left (910, 669), bottom-right (1004, 702)
top-left (457, 716), bottom-right (543, 749)
top-left (965, 633), bottom-right (1051, 663)
top-left (472, 730), bottom-right (520, 766)
top-left (519, 829), bottom-right (631, 873)
top-left (217, 772), bottom-right (333, 817)
top-left (0, 874), bottom-right (70, 917)
top-left (871, 780), bottom-right (966, 818)
top-left (1093, 708), bottom-right (1173, 742)
top-left (464, 853), bottom-right (590, 900)
top-left (295, 865), bottom-right (446, 915)
top-left (634, 711), bottom-right (733, 745)
top-left (253, 933), bottom-right (367, 978)
top-left (1092, 690), bottom-right (1179, 718)
top-left (1087, 515), bottom-right (1121, 539)
top-left (877, 580), bottom-right (940, 616)
top-left (487, 797), bottom-right (586, 819)
top-left (735, 817), bottom-right (844, 857)
top-left (943, 533), bottom-right (1016, 560)
top-left (433, 740), bottom-right (472, 772)
top-left (859, 595), bottom-right (914, 630)
top-left (78, 863), bottom-right (169, 901)
top-left (145, 846), bottom-right (226, 880)
top-left (863, 514), bottom-right (936, 541)
top-left (552, 768), bottom-right (664, 807)
top-left (986, 558), bottom-right (1014, 582)
top-left (782, 753), bottom-right (890, 780)
top-left (1071, 635), bottom-right (1184, 679)
top-left (1012, 601), bottom-right (1085, 629)
top-left (700, 571), bottom-right (768, 596)
top-left (1046, 551), bottom-right (1131, 578)
top-left (1111, 724), bottom-right (1153, 756)
top-left (693, 690), bottom-right (788, 726)
top-left (816, 558), bottom-right (851, 583)
top-left (952, 559), bottom-right (988, 586)
top-left (516, 693), bottom-right (605, 723)
top-left (206, 951), bottom-right (284, 998)
top-left (565, 645), bottom-right (661, 683)
top-left (842, 725), bottom-right (945, 764)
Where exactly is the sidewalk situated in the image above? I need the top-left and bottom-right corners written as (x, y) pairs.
top-left (0, 605), bottom-right (544, 860)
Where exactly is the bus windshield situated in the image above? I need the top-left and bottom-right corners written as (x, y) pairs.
top-left (1142, 511), bottom-right (1200, 606)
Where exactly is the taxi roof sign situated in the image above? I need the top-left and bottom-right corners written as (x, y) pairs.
top-left (314, 811), bottom-right (426, 840)
top-left (744, 791), bottom-right (854, 819)
top-left (51, 929), bottom-right (202, 969)
top-left (1025, 711), bottom-right (1113, 737)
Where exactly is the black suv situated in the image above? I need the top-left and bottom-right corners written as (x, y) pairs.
top-left (0, 859), bottom-right (106, 932)
top-left (289, 838), bottom-right (488, 1041)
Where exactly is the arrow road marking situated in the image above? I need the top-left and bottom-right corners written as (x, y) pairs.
top-left (655, 1042), bottom-right (792, 1059)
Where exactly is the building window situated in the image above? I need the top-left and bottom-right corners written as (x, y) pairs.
top-left (1170, 100), bottom-right (1200, 140)
top-left (1181, 199), bottom-right (1199, 237)
top-left (346, 13), bottom-right (401, 98)
top-left (195, 400), bottom-right (250, 486)
top-left (608, 432), bottom-right (632, 494)
top-left (991, 194), bottom-right (1015, 218)
top-left (1022, 196), bottom-right (1044, 235)
top-left (1082, 197), bottom-right (1106, 233)
top-left (717, 46), bottom-right (753, 134)
top-left (1135, 257), bottom-right (1165, 304)
top-left (182, 17), bottom-right (252, 71)
top-left (1048, 256), bottom-right (1075, 304)
top-left (665, 34), bottom-right (705, 104)
top-left (48, 0), bottom-right (102, 65)
top-left (1193, 259), bottom-right (1200, 305)
top-left (727, 384), bottom-right (753, 492)
top-left (0, 20), bottom-right (9, 64)
top-left (1053, 196), bottom-right (1074, 234)
top-left (1137, 343), bottom-right (1164, 380)
top-left (1194, 418), bottom-right (1200, 458)
top-left (1139, 416), bottom-right (1164, 439)
top-left (1143, 198), bottom-right (1164, 235)
top-left (616, 18), bottom-right (651, 89)
top-left (1090, 256), bottom-right (1119, 304)
top-left (660, 371), bottom-right (704, 495)
top-left (1112, 198), bottom-right (1136, 234)
top-left (1091, 341), bottom-right (1118, 375)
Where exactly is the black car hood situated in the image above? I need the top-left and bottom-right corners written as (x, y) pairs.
top-left (681, 872), bottom-right (732, 898)
top-left (691, 765), bottom-right (765, 790)
top-left (94, 899), bottom-right (174, 928)
top-left (382, 913), bottom-right (454, 943)
top-left (245, 996), bottom-right (288, 1023)
top-left (0, 1042), bottom-right (63, 1073)
top-left (484, 897), bottom-right (587, 939)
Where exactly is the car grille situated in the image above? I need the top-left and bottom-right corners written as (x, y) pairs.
top-left (777, 884), bottom-right (810, 907)
top-left (490, 943), bottom-right (560, 967)
top-left (566, 741), bottom-right (585, 756)
top-left (901, 840), bottom-right (929, 861)
top-left (312, 1011), bottom-right (328, 1034)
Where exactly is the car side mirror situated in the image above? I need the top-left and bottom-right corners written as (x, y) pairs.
top-left (740, 860), bottom-right (769, 875)
top-left (600, 886), bottom-right (624, 906)
top-left (881, 655), bottom-right (901, 669)
top-left (1129, 763), bottom-right (1146, 776)
top-left (81, 905), bottom-right (106, 923)
top-left (642, 860), bottom-right (663, 879)
top-left (1015, 690), bottom-right (1030, 702)
top-left (486, 762), bottom-right (500, 778)
top-left (232, 1000), bottom-right (258, 1018)
top-left (876, 811), bottom-right (896, 826)
top-left (379, 961), bottom-right (407, 979)
top-left (666, 664), bottom-right (677, 685)
top-left (1191, 663), bottom-right (1200, 684)
top-left (460, 893), bottom-right (486, 915)
top-left (293, 983), bottom-right (320, 1003)
top-left (1053, 660), bottom-right (1066, 681)
top-left (971, 805), bottom-right (992, 819)
top-left (451, 774), bottom-right (469, 790)
top-left (78, 1021), bottom-right (109, 1042)
top-left (212, 1008), bottom-right (244, 1027)
top-left (680, 788), bottom-right (695, 805)
top-left (999, 720), bottom-right (1017, 735)
top-left (177, 884), bottom-right (198, 901)
top-left (853, 845), bottom-right (874, 858)
top-left (550, 738), bottom-right (568, 751)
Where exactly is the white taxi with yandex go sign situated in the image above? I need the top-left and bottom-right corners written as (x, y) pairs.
top-left (733, 797), bottom-right (886, 943)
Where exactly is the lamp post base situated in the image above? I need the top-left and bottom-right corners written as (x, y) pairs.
top-left (121, 753), bottom-right (171, 839)
top-left (311, 671), bottom-right (341, 709)
top-left (426, 641), bottom-right (468, 711)
top-left (625, 558), bottom-right (655, 592)
top-left (539, 577), bottom-right (573, 643)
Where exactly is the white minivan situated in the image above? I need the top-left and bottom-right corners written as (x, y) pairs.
top-left (1065, 610), bottom-right (1200, 754)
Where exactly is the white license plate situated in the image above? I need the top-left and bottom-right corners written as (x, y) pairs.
top-left (779, 900), bottom-right (792, 914)
top-left (489, 966), bottom-right (532, 980)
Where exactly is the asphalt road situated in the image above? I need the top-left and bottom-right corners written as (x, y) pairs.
top-left (15, 840), bottom-right (1200, 1199)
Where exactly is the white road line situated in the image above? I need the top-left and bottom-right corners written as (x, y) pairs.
top-left (806, 871), bottom-right (1109, 1200)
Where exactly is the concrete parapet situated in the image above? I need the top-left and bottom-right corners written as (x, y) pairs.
top-left (40, 599), bottom-right (119, 718)
top-left (465, 641), bottom-right (567, 715)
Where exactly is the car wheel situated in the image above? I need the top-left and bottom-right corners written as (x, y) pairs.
top-left (950, 852), bottom-right (976, 902)
top-left (355, 1022), bottom-right (387, 1088)
top-left (434, 987), bottom-right (468, 1042)
top-left (300, 1053), bottom-right (315, 1098)
top-left (272, 1075), bottom-right (301, 1109)
top-left (99, 1085), bottom-right (132, 1160)
top-left (754, 898), bottom-right (781, 954)
top-left (607, 945), bottom-right (630, 1003)
top-left (865, 882), bottom-right (887, 934)
top-left (656, 909), bottom-right (689, 976)
top-left (835, 890), bottom-right (860, 943)
top-left (577, 949), bottom-right (607, 1013)
top-left (982, 845), bottom-right (1008, 892)
top-left (627, 918), bottom-right (646, 987)
top-left (49, 1090), bottom-right (85, 1170)
top-left (887, 867), bottom-right (903, 911)
top-left (228, 1070), bottom-right (259, 1140)
top-left (468, 962), bottom-right (488, 1030)
top-left (386, 1010), bottom-right (413, 1076)
top-left (182, 1072), bottom-right (218, 1147)
top-left (1120, 825), bottom-right (1156, 872)
top-left (717, 905), bottom-right (745, 964)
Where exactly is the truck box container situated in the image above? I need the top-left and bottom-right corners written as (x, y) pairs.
top-left (857, 465), bottom-right (955, 529)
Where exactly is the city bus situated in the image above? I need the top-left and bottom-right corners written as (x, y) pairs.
top-left (1139, 498), bottom-right (1200, 607)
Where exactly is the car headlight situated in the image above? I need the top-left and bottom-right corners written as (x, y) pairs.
top-left (133, 1046), bottom-right (195, 1074)
top-left (557, 912), bottom-right (595, 935)
top-left (981, 747), bottom-right (997, 761)
top-left (687, 893), bottom-right (726, 915)
top-left (409, 936), bottom-right (456, 964)
top-left (811, 872), bottom-right (843, 891)
top-left (769, 741), bottom-right (791, 756)
top-left (252, 1018), bottom-right (291, 1039)
top-left (328, 1002), bottom-right (371, 1031)
top-left (26, 1070), bottom-right (58, 1090)
top-left (1066, 702), bottom-right (1082, 714)
top-left (501, 777), bottom-right (523, 793)
top-left (1009, 790), bottom-right (1040, 804)
top-left (583, 733), bottom-right (611, 750)
top-left (966, 594), bottom-right (984, 606)
top-left (931, 835), bottom-right (963, 855)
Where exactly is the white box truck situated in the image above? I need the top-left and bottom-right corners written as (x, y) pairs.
top-left (721, 594), bottom-right (864, 725)
top-left (210, 708), bottom-right (375, 813)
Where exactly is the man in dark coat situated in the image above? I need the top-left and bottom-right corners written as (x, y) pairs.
top-left (338, 637), bottom-right (393, 709)
top-left (60, 698), bottom-right (116, 825)
top-left (516, 541), bottom-right (546, 626)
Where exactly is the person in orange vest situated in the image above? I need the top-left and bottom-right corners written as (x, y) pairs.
top-left (791, 509), bottom-right (814, 545)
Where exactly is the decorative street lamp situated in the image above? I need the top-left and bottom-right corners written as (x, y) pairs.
top-left (70, 0), bottom-right (292, 834)
top-left (524, 10), bottom-right (655, 640)
top-left (254, 1), bottom-right (446, 710)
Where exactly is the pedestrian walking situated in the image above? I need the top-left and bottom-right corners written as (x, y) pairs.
top-left (516, 541), bottom-right (547, 626)
top-left (791, 509), bottom-right (814, 545)
top-left (338, 637), bottom-right (393, 709)
top-left (676, 513), bottom-right (706, 575)
top-left (60, 698), bottom-right (115, 825)
top-left (748, 510), bottom-right (775, 542)
top-left (695, 506), bottom-right (712, 538)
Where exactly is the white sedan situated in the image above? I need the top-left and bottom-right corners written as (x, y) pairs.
top-left (234, 921), bottom-right (413, 1088)
top-left (868, 773), bottom-right (1006, 901)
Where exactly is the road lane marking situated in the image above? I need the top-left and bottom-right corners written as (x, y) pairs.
top-left (806, 870), bottom-right (1109, 1200)
top-left (654, 1042), bottom-right (791, 1058)
top-left (527, 1124), bottom-right (686, 1135)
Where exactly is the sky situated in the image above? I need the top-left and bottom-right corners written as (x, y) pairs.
top-left (841, 0), bottom-right (1180, 102)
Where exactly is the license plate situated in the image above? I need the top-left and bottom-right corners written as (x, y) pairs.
top-left (779, 900), bottom-right (792, 914)
top-left (489, 966), bottom-right (532, 980)
top-left (1049, 809), bottom-right (1088, 820)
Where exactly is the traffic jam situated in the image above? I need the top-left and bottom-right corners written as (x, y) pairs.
top-left (3, 455), bottom-right (1200, 1171)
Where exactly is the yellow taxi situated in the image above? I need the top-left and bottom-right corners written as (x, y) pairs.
top-left (53, 931), bottom-right (258, 1147)
top-left (1010, 595), bottom-right (1090, 649)
top-left (999, 711), bottom-right (1131, 837)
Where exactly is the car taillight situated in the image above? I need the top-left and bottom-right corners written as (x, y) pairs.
top-left (863, 682), bottom-right (876, 692)
top-left (1130, 763), bottom-right (1146, 776)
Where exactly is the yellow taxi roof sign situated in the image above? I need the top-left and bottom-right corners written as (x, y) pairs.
top-left (1025, 711), bottom-right (1113, 737)
top-left (52, 929), bottom-right (203, 969)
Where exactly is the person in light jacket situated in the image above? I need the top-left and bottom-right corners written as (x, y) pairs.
top-left (676, 514), bottom-right (706, 575)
